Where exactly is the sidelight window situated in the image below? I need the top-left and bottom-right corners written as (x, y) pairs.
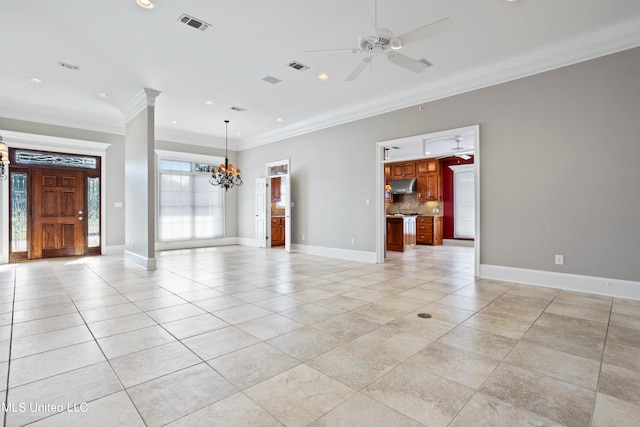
top-left (11, 172), bottom-right (28, 253)
top-left (87, 177), bottom-right (100, 248)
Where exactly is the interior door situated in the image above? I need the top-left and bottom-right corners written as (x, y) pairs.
top-left (255, 178), bottom-right (267, 247)
top-left (31, 168), bottom-right (86, 258)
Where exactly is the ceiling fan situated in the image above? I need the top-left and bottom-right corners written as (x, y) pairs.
top-left (306, 0), bottom-right (454, 81)
top-left (450, 136), bottom-right (473, 159)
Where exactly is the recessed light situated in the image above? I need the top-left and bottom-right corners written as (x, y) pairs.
top-left (204, 100), bottom-right (214, 105)
top-left (171, 120), bottom-right (178, 124)
top-left (28, 77), bottom-right (42, 84)
top-left (136, 0), bottom-right (154, 9)
top-left (318, 73), bottom-right (329, 80)
top-left (425, 151), bottom-right (431, 155)
top-left (276, 118), bottom-right (283, 122)
top-left (98, 92), bottom-right (108, 98)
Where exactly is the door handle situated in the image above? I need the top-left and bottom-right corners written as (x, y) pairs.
top-left (78, 210), bottom-right (84, 215)
top-left (78, 217), bottom-right (84, 221)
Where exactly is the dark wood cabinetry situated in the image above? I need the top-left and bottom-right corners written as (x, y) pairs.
top-left (271, 176), bottom-right (281, 202)
top-left (416, 216), bottom-right (442, 245)
top-left (386, 216), bottom-right (416, 252)
top-left (416, 159), bottom-right (441, 201)
top-left (271, 217), bottom-right (285, 246)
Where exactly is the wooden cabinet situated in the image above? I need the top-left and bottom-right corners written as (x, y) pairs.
top-left (271, 177), bottom-right (281, 202)
top-left (416, 216), bottom-right (442, 246)
top-left (271, 217), bottom-right (285, 246)
top-left (417, 159), bottom-right (441, 201)
top-left (386, 216), bottom-right (416, 252)
top-left (391, 161), bottom-right (416, 179)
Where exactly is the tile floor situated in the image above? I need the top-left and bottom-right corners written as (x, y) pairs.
top-left (0, 245), bottom-right (639, 426)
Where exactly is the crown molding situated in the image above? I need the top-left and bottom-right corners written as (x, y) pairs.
top-left (124, 88), bottom-right (162, 123)
top-left (0, 103), bottom-right (125, 135)
top-left (236, 16), bottom-right (640, 151)
top-left (2, 17), bottom-right (639, 151)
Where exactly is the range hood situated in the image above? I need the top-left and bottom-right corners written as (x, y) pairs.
top-left (389, 178), bottom-right (417, 194)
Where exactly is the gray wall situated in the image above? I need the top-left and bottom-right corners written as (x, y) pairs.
top-left (238, 47), bottom-right (640, 282)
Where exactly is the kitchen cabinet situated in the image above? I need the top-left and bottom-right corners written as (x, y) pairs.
top-left (386, 216), bottom-right (416, 252)
top-left (391, 161), bottom-right (416, 179)
top-left (417, 216), bottom-right (443, 245)
top-left (417, 159), bottom-right (441, 201)
top-left (271, 217), bottom-right (285, 246)
top-left (271, 176), bottom-right (281, 202)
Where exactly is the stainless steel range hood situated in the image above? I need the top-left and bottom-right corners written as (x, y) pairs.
top-left (389, 178), bottom-right (417, 194)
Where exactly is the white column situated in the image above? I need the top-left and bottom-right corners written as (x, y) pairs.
top-left (124, 88), bottom-right (161, 270)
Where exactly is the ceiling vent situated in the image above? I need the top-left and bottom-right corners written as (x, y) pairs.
top-left (177, 13), bottom-right (211, 31)
top-left (287, 61), bottom-right (310, 71)
top-left (262, 75), bottom-right (282, 85)
top-left (230, 106), bottom-right (246, 112)
top-left (58, 61), bottom-right (80, 70)
top-left (419, 59), bottom-right (433, 67)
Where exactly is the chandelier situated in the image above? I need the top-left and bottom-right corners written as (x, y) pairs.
top-left (209, 120), bottom-right (242, 191)
top-left (0, 135), bottom-right (9, 180)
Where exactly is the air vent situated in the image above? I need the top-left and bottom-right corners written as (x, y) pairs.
top-left (288, 61), bottom-right (310, 71)
top-left (230, 106), bottom-right (246, 112)
top-left (59, 62), bottom-right (80, 71)
top-left (177, 13), bottom-right (211, 31)
top-left (262, 75), bottom-right (282, 85)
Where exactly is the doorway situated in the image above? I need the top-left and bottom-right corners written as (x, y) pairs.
top-left (255, 159), bottom-right (291, 252)
top-left (9, 149), bottom-right (102, 261)
top-left (376, 125), bottom-right (480, 276)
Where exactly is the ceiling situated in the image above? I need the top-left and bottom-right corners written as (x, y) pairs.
top-left (1, 0), bottom-right (639, 151)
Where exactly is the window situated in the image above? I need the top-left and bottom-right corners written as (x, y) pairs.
top-left (87, 177), bottom-right (100, 248)
top-left (158, 158), bottom-right (224, 241)
top-left (11, 172), bottom-right (28, 252)
top-left (451, 165), bottom-right (475, 239)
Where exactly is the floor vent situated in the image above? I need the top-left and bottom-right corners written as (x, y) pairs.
top-left (288, 61), bottom-right (310, 71)
top-left (177, 13), bottom-right (211, 31)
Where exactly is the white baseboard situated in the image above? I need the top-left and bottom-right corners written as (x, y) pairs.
top-left (124, 250), bottom-right (157, 270)
top-left (480, 264), bottom-right (640, 301)
top-left (291, 243), bottom-right (376, 263)
top-left (155, 238), bottom-right (238, 252)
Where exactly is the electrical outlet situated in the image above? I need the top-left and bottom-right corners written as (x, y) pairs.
top-left (555, 254), bottom-right (564, 265)
top-left (351, 238), bottom-right (356, 245)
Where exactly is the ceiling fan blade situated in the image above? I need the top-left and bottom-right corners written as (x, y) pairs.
top-left (396, 17), bottom-right (454, 46)
top-left (304, 47), bottom-right (359, 54)
top-left (345, 58), bottom-right (370, 81)
top-left (386, 51), bottom-right (428, 73)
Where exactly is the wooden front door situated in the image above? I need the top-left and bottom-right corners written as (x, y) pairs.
top-left (31, 168), bottom-right (86, 258)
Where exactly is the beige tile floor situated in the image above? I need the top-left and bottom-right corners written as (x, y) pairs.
top-left (1, 245), bottom-right (639, 426)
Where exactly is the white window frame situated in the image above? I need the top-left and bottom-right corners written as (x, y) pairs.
top-left (155, 149), bottom-right (226, 246)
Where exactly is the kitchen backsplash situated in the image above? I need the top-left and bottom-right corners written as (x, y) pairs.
top-left (386, 194), bottom-right (443, 216)
top-left (271, 202), bottom-right (285, 217)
